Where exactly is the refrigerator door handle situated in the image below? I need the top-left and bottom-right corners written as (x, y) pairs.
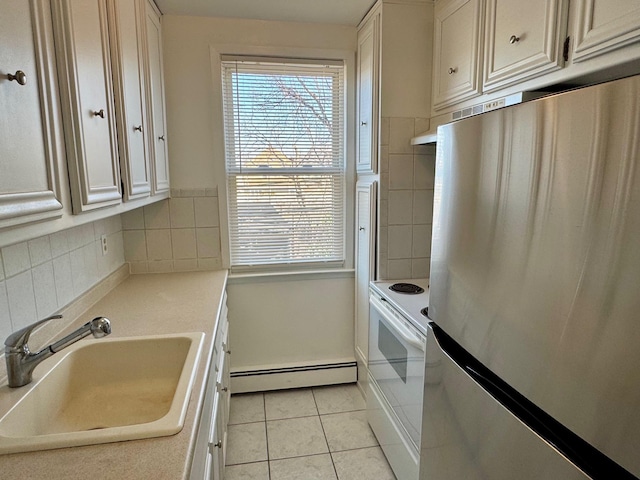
top-left (428, 322), bottom-right (639, 480)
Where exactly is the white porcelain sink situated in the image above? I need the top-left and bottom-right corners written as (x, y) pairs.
top-left (0, 332), bottom-right (204, 454)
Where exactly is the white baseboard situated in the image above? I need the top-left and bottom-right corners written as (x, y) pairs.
top-left (230, 361), bottom-right (357, 393)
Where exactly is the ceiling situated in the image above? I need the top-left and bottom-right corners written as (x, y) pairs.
top-left (154, 0), bottom-right (378, 26)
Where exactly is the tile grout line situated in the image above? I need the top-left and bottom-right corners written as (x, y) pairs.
top-left (263, 393), bottom-right (272, 480)
top-left (312, 387), bottom-right (340, 480)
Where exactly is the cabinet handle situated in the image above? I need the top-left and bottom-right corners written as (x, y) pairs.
top-left (134, 125), bottom-right (143, 132)
top-left (359, 226), bottom-right (365, 231)
top-left (158, 134), bottom-right (165, 141)
top-left (448, 67), bottom-right (457, 75)
top-left (92, 109), bottom-right (105, 118)
top-left (361, 121), bottom-right (367, 126)
top-left (7, 70), bottom-right (27, 85)
top-left (214, 441), bottom-right (222, 448)
top-left (509, 35), bottom-right (520, 44)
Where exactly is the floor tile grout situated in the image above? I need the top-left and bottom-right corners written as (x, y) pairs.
top-left (312, 387), bottom-right (340, 480)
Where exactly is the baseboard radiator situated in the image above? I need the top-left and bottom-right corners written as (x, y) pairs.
top-left (230, 361), bottom-right (357, 393)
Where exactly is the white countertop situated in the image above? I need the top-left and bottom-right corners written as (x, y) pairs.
top-left (0, 269), bottom-right (228, 479)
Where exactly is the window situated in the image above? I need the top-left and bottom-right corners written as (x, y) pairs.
top-left (221, 57), bottom-right (345, 269)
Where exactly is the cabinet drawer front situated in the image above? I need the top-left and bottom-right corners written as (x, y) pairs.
top-left (483, 0), bottom-right (568, 92)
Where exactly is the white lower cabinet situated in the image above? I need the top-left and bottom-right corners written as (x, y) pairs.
top-left (191, 294), bottom-right (230, 480)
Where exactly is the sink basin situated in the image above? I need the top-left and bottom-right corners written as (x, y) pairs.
top-left (0, 332), bottom-right (204, 454)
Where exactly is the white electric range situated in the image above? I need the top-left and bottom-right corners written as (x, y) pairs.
top-left (367, 278), bottom-right (430, 480)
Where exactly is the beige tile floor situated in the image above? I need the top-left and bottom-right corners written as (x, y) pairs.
top-left (225, 384), bottom-right (397, 480)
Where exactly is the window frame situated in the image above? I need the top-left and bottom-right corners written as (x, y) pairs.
top-left (220, 55), bottom-right (350, 273)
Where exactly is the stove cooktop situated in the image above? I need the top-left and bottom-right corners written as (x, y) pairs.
top-left (371, 278), bottom-right (430, 334)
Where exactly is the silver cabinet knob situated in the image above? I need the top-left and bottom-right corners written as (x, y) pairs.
top-left (158, 134), bottom-right (165, 141)
top-left (7, 70), bottom-right (27, 85)
top-left (134, 125), bottom-right (143, 132)
top-left (92, 109), bottom-right (105, 118)
top-left (359, 226), bottom-right (365, 231)
top-left (509, 35), bottom-right (520, 44)
top-left (361, 121), bottom-right (367, 126)
top-left (448, 67), bottom-right (457, 75)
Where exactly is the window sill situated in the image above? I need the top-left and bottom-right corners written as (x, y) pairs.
top-left (228, 268), bottom-right (355, 284)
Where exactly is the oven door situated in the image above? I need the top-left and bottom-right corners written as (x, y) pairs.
top-left (368, 294), bottom-right (426, 448)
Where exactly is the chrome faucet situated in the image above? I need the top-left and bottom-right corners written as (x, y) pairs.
top-left (4, 314), bottom-right (111, 388)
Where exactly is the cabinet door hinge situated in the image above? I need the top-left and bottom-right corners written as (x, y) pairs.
top-left (563, 36), bottom-right (570, 62)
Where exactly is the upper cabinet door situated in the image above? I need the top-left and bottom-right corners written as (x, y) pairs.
top-left (572, 0), bottom-right (640, 62)
top-left (483, 0), bottom-right (568, 92)
top-left (356, 11), bottom-right (380, 174)
top-left (53, 0), bottom-right (121, 213)
top-left (0, 0), bottom-right (64, 228)
top-left (143, 0), bottom-right (170, 195)
top-left (432, 0), bottom-right (484, 110)
top-left (108, 0), bottom-right (151, 201)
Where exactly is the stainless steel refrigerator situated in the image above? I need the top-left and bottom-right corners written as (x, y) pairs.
top-left (421, 74), bottom-right (640, 479)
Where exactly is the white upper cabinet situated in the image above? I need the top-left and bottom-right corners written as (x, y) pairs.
top-left (483, 0), bottom-right (568, 91)
top-left (356, 9), bottom-right (380, 174)
top-left (108, 0), bottom-right (151, 201)
top-left (52, 0), bottom-right (122, 213)
top-left (572, 0), bottom-right (640, 62)
top-left (0, 0), bottom-right (64, 228)
top-left (143, 0), bottom-right (170, 195)
top-left (432, 0), bottom-right (484, 110)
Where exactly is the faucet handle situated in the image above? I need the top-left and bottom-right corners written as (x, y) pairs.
top-left (4, 314), bottom-right (63, 351)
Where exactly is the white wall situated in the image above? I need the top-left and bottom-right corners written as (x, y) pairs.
top-left (161, 15), bottom-right (359, 372)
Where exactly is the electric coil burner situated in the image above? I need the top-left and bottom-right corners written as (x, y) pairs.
top-left (389, 282), bottom-right (424, 294)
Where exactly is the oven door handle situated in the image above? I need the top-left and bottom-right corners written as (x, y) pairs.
top-left (370, 296), bottom-right (426, 352)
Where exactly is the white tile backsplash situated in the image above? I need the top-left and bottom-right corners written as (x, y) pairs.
top-left (377, 116), bottom-right (436, 281)
top-left (2, 243), bottom-right (31, 278)
top-left (0, 217), bottom-right (126, 339)
top-left (123, 192), bottom-right (223, 273)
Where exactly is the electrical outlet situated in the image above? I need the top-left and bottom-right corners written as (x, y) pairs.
top-left (101, 234), bottom-right (108, 256)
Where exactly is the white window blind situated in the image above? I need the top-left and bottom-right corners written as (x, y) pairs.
top-left (221, 58), bottom-right (346, 269)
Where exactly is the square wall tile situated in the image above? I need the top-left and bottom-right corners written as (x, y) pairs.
top-left (2, 242), bottom-right (31, 278)
top-left (413, 190), bottom-right (434, 225)
top-left (412, 224), bottom-right (432, 258)
top-left (147, 260), bottom-right (174, 273)
top-left (389, 154), bottom-right (414, 190)
top-left (32, 261), bottom-right (58, 318)
top-left (196, 228), bottom-right (220, 259)
top-left (146, 230), bottom-right (172, 260)
top-left (171, 229), bottom-right (197, 259)
top-left (170, 198), bottom-right (195, 228)
top-left (389, 117), bottom-right (414, 154)
top-left (388, 190), bottom-right (413, 226)
top-left (129, 261), bottom-right (149, 274)
top-left (49, 230), bottom-right (69, 258)
top-left (194, 197), bottom-right (219, 227)
top-left (123, 230), bottom-right (147, 261)
top-left (28, 236), bottom-right (52, 267)
top-left (144, 200), bottom-right (170, 229)
top-left (174, 259), bottom-right (198, 272)
top-left (198, 258), bottom-right (221, 270)
top-left (412, 258), bottom-right (430, 278)
top-left (414, 154), bottom-right (436, 190)
top-left (6, 270), bottom-right (36, 331)
top-left (53, 254), bottom-right (74, 308)
top-left (387, 259), bottom-right (412, 279)
top-left (121, 208), bottom-right (145, 230)
top-left (66, 225), bottom-right (85, 251)
top-left (388, 225), bottom-right (412, 259)
top-left (379, 145), bottom-right (389, 174)
top-left (0, 281), bottom-right (12, 342)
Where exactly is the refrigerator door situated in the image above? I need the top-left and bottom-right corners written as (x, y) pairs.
top-left (420, 323), bottom-right (624, 480)
top-left (430, 74), bottom-right (640, 477)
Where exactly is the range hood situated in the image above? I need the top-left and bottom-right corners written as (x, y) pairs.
top-left (411, 91), bottom-right (550, 145)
